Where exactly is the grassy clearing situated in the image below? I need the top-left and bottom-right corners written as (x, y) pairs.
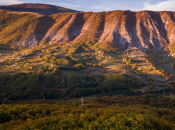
top-left (153, 81), bottom-right (169, 89)
top-left (105, 64), bottom-right (129, 74)
top-left (128, 72), bottom-right (150, 85)
top-left (82, 67), bottom-right (102, 76)
top-left (137, 68), bottom-right (165, 81)
top-left (148, 73), bottom-right (165, 81)
top-left (133, 86), bottom-right (150, 92)
top-left (61, 70), bottom-right (77, 77)
top-left (91, 56), bottom-right (98, 64)
top-left (158, 63), bottom-right (175, 74)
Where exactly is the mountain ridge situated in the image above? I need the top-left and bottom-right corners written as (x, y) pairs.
top-left (0, 3), bottom-right (175, 52)
top-left (0, 3), bottom-right (80, 15)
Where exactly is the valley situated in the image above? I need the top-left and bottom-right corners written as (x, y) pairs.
top-left (0, 41), bottom-right (175, 96)
top-left (1, 3), bottom-right (175, 130)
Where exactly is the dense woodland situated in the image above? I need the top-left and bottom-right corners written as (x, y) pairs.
top-left (0, 73), bottom-right (144, 102)
top-left (0, 95), bottom-right (175, 129)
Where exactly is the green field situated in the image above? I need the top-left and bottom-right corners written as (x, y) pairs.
top-left (158, 63), bottom-right (175, 74)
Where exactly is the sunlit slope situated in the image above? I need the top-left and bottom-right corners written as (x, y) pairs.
top-left (0, 5), bottom-right (175, 52)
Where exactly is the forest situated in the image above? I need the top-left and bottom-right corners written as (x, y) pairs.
top-left (0, 94), bottom-right (175, 129)
top-left (0, 72), bottom-right (144, 102)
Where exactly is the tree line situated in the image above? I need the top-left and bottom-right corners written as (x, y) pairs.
top-left (0, 73), bottom-right (144, 102)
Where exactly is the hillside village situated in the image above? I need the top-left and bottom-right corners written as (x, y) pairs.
top-left (0, 41), bottom-right (175, 96)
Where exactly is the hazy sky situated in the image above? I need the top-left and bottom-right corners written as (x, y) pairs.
top-left (0, 0), bottom-right (175, 12)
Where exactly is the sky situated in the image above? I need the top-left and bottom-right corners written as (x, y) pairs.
top-left (0, 0), bottom-right (175, 12)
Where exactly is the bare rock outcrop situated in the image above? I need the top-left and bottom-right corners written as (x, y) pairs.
top-left (0, 4), bottom-right (175, 52)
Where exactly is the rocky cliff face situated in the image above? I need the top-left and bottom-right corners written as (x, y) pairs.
top-left (0, 4), bottom-right (175, 52)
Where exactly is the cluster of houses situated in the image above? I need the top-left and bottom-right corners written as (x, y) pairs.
top-left (39, 52), bottom-right (53, 56)
top-left (81, 51), bottom-right (113, 59)
top-left (14, 56), bottom-right (21, 60)
top-left (98, 51), bottom-right (105, 57)
top-left (21, 52), bottom-right (32, 56)
top-left (7, 64), bottom-right (20, 68)
top-left (0, 51), bottom-right (29, 63)
top-left (82, 53), bottom-right (90, 57)
top-left (0, 56), bottom-right (21, 63)
top-left (6, 62), bottom-right (33, 70)
top-left (128, 55), bottom-right (137, 58)
top-left (0, 59), bottom-right (5, 62)
top-left (81, 51), bottom-right (103, 57)
top-left (168, 53), bottom-right (174, 57)
top-left (98, 51), bottom-right (112, 59)
top-left (10, 56), bottom-right (21, 60)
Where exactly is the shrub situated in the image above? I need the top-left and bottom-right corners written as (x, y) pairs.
top-left (98, 63), bottom-right (102, 67)
top-left (93, 64), bottom-right (98, 67)
top-left (93, 42), bottom-right (120, 53)
top-left (73, 63), bottom-right (84, 69)
top-left (56, 59), bottom-right (71, 66)
top-left (170, 41), bottom-right (175, 53)
top-left (51, 67), bottom-right (62, 75)
top-left (138, 67), bottom-right (143, 71)
top-left (86, 62), bottom-right (92, 66)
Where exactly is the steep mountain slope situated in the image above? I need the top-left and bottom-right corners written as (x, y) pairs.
top-left (0, 10), bottom-right (55, 47)
top-left (0, 4), bottom-right (175, 52)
